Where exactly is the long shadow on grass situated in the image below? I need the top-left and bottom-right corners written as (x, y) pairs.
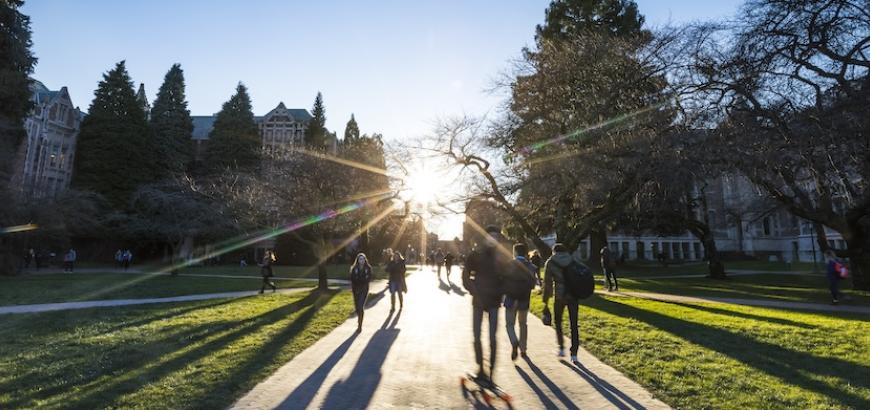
top-left (37, 291), bottom-right (326, 410)
top-left (194, 290), bottom-right (342, 409)
top-left (318, 311), bottom-right (400, 409)
top-left (592, 298), bottom-right (870, 409)
top-left (664, 301), bottom-right (817, 329)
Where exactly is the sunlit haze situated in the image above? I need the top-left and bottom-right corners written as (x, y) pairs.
top-left (23, 0), bottom-right (741, 240)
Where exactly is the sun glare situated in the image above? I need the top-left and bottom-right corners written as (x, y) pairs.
top-left (403, 171), bottom-right (440, 205)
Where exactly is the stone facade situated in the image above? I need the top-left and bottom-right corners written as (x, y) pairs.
top-left (11, 80), bottom-right (83, 199)
top-left (191, 102), bottom-right (314, 160)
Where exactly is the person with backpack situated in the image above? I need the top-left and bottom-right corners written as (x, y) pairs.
top-left (504, 243), bottom-right (538, 360)
top-left (543, 243), bottom-right (592, 364)
top-left (825, 249), bottom-right (849, 305)
top-left (600, 246), bottom-right (619, 292)
top-left (350, 253), bottom-right (373, 332)
top-left (462, 225), bottom-right (509, 383)
top-left (259, 250), bottom-right (277, 294)
top-left (385, 251), bottom-right (407, 311)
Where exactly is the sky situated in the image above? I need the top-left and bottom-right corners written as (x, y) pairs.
top-left (23, 0), bottom-right (743, 240)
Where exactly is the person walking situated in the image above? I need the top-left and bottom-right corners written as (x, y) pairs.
top-left (24, 248), bottom-right (34, 269)
top-left (63, 248), bottom-right (77, 273)
top-left (444, 252), bottom-right (455, 279)
top-left (122, 249), bottom-right (133, 271)
top-left (462, 225), bottom-right (509, 382)
top-left (504, 243), bottom-right (538, 360)
top-left (435, 248), bottom-right (445, 278)
top-left (601, 246), bottom-right (619, 292)
top-left (825, 250), bottom-right (849, 304)
top-left (543, 243), bottom-right (583, 363)
top-left (385, 251), bottom-right (407, 311)
top-left (350, 253), bottom-right (373, 333)
top-left (529, 250), bottom-right (544, 285)
top-left (259, 250), bottom-right (277, 294)
top-left (115, 249), bottom-right (123, 268)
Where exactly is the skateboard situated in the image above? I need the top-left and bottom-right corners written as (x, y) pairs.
top-left (460, 372), bottom-right (512, 407)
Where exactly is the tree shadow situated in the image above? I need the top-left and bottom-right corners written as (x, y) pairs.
top-left (592, 298), bottom-right (870, 409)
top-left (664, 301), bottom-right (817, 329)
top-left (520, 356), bottom-right (579, 410)
top-left (559, 360), bottom-right (646, 410)
top-left (319, 325), bottom-right (400, 409)
top-left (39, 291), bottom-right (331, 410)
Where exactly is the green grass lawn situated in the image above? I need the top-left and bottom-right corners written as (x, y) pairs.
top-left (613, 274), bottom-right (870, 306)
top-left (178, 263), bottom-right (402, 280)
top-left (0, 289), bottom-right (355, 410)
top-left (0, 273), bottom-right (312, 306)
top-left (614, 260), bottom-right (819, 277)
top-left (532, 293), bottom-right (870, 410)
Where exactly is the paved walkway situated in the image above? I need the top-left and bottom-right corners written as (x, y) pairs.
top-left (232, 268), bottom-right (670, 410)
top-left (603, 290), bottom-right (870, 314)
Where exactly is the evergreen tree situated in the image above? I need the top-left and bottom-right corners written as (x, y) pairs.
top-left (343, 113), bottom-right (360, 142)
top-left (304, 92), bottom-right (328, 149)
top-left (150, 64), bottom-right (194, 174)
top-left (535, 0), bottom-right (645, 43)
top-left (0, 0), bottom-right (37, 185)
top-left (203, 83), bottom-right (260, 172)
top-left (73, 61), bottom-right (159, 208)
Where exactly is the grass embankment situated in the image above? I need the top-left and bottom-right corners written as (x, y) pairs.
top-left (531, 293), bottom-right (870, 409)
top-left (0, 273), bottom-right (312, 306)
top-left (614, 274), bottom-right (870, 305)
top-left (0, 290), bottom-right (354, 410)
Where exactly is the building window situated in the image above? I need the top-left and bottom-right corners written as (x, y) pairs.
top-left (763, 217), bottom-right (771, 236)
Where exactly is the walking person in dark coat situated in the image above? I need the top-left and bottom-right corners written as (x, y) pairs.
top-left (504, 243), bottom-right (538, 360)
top-left (350, 253), bottom-right (373, 333)
top-left (385, 251), bottom-right (407, 311)
top-left (600, 246), bottom-right (619, 291)
top-left (462, 225), bottom-right (510, 383)
top-left (543, 243), bottom-right (583, 363)
top-left (444, 252), bottom-right (455, 279)
top-left (259, 250), bottom-right (277, 294)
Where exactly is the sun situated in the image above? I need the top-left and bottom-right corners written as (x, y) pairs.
top-left (402, 170), bottom-right (440, 205)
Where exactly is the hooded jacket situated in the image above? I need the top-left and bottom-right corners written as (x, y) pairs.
top-left (543, 251), bottom-right (582, 302)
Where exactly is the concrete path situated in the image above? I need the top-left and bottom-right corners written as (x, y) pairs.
top-left (604, 290), bottom-right (870, 314)
top-left (0, 288), bottom-right (315, 315)
top-left (232, 267), bottom-right (670, 410)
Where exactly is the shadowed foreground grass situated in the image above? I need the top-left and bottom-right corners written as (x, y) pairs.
top-left (531, 292), bottom-right (870, 409)
top-left (0, 273), bottom-right (312, 306)
top-left (0, 290), bottom-right (354, 410)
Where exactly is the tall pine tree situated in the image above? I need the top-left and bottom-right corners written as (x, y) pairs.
top-left (73, 61), bottom-right (158, 208)
top-left (343, 113), bottom-right (360, 142)
top-left (203, 83), bottom-right (259, 172)
top-left (0, 0), bottom-right (37, 185)
top-left (304, 92), bottom-right (328, 149)
top-left (150, 64), bottom-right (194, 174)
top-left (535, 0), bottom-right (645, 43)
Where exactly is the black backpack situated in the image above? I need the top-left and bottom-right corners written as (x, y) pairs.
top-left (560, 261), bottom-right (595, 299)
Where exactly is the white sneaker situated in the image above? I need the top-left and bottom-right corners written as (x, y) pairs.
top-left (557, 348), bottom-right (566, 357)
top-left (570, 355), bottom-right (578, 363)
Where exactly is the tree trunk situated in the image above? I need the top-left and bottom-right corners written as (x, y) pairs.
top-left (843, 224), bottom-right (870, 291)
top-left (702, 234), bottom-right (726, 279)
top-left (586, 228), bottom-right (608, 267)
top-left (317, 262), bottom-right (329, 291)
